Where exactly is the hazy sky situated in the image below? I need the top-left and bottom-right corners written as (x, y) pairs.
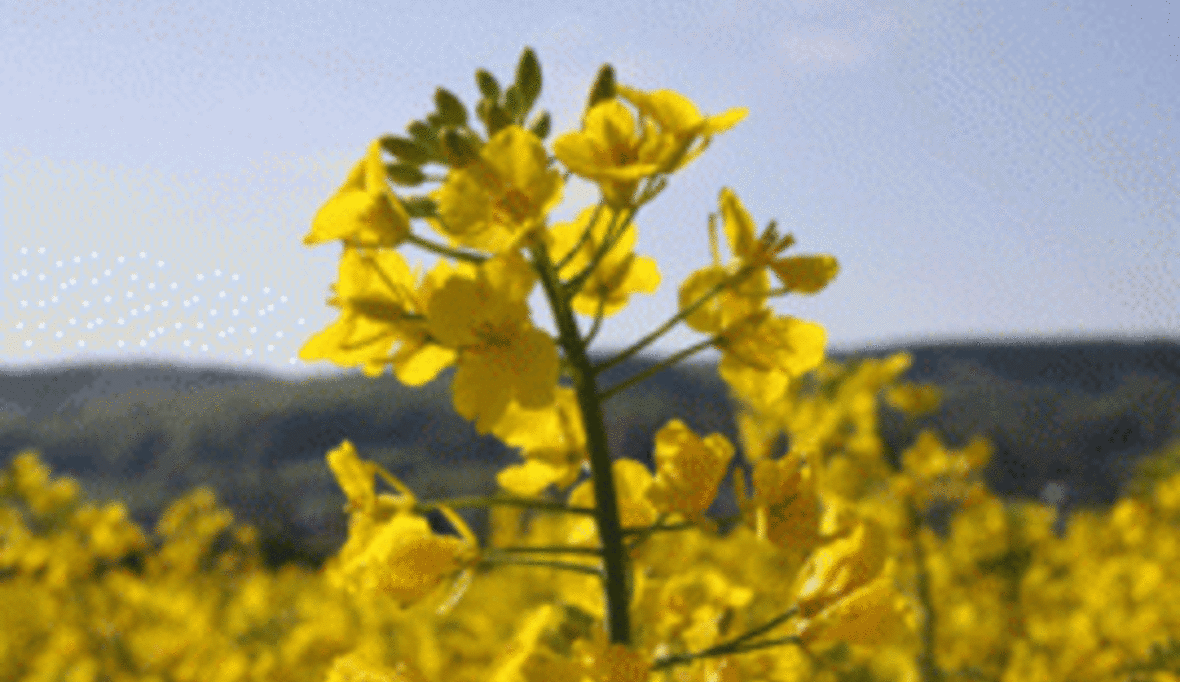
top-left (4, 0), bottom-right (1178, 379)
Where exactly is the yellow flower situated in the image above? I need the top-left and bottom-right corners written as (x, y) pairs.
top-left (717, 187), bottom-right (787, 269)
top-left (645, 419), bottom-right (734, 522)
top-left (299, 247), bottom-right (457, 382)
top-left (615, 85), bottom-right (747, 176)
top-left (884, 381), bottom-right (944, 418)
top-left (678, 264), bottom-right (770, 337)
top-left (333, 513), bottom-right (466, 606)
top-left (304, 139), bottom-right (410, 248)
top-left (72, 502), bottom-right (149, 560)
top-left (549, 204), bottom-right (660, 318)
top-left (426, 252), bottom-right (558, 433)
top-left (792, 515), bottom-right (889, 618)
top-left (736, 449), bottom-right (822, 554)
top-left (326, 439), bottom-right (379, 515)
top-left (572, 628), bottom-right (653, 682)
top-left (552, 99), bottom-right (667, 208)
top-left (716, 313), bottom-right (826, 407)
top-left (428, 125), bottom-right (564, 254)
top-left (325, 652), bottom-right (430, 682)
top-left (768, 254), bottom-right (840, 295)
top-left (717, 188), bottom-right (838, 294)
top-left (493, 387), bottom-right (589, 497)
top-left (795, 574), bottom-right (911, 650)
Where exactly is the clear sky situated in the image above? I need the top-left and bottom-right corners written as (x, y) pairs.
top-left (4, 0), bottom-right (1178, 380)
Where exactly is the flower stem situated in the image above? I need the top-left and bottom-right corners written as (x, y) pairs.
top-left (404, 232), bottom-right (486, 264)
top-left (648, 605), bottom-right (802, 672)
top-left (593, 263), bottom-right (757, 377)
top-left (598, 334), bottom-right (718, 403)
top-left (529, 238), bottom-right (634, 646)
top-left (475, 555), bottom-right (604, 577)
top-left (409, 494), bottom-right (597, 516)
top-left (908, 499), bottom-right (945, 682)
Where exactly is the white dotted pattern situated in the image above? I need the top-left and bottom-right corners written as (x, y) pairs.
top-left (10, 247), bottom-right (311, 367)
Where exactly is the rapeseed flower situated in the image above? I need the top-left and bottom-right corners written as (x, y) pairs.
top-left (426, 252), bottom-right (558, 433)
top-left (305, 139), bottom-right (411, 248)
top-left (428, 125), bottom-right (564, 254)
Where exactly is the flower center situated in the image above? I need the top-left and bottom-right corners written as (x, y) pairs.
top-left (494, 188), bottom-right (533, 226)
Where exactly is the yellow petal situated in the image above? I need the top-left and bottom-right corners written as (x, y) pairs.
top-left (769, 254), bottom-right (840, 295)
top-left (326, 440), bottom-right (376, 514)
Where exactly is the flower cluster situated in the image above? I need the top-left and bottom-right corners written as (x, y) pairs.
top-left (292, 46), bottom-right (908, 679)
top-left (11, 46), bottom-right (1177, 682)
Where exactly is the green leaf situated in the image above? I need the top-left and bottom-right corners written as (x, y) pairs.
top-left (347, 295), bottom-right (408, 322)
top-left (434, 87), bottom-right (468, 127)
top-left (379, 136), bottom-right (430, 165)
top-left (400, 195), bottom-right (438, 219)
top-left (479, 98), bottom-right (513, 137)
top-left (586, 64), bottom-right (616, 114)
top-left (528, 111), bottom-right (551, 140)
top-left (384, 163), bottom-right (427, 187)
top-left (442, 129), bottom-right (481, 167)
top-left (504, 84), bottom-right (522, 122)
top-left (407, 120), bottom-right (439, 147)
top-left (515, 47), bottom-right (542, 112)
top-left (475, 68), bottom-right (501, 101)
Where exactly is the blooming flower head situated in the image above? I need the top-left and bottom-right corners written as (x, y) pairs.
top-left (645, 419), bottom-right (734, 523)
top-left (298, 247), bottom-right (457, 383)
top-left (553, 99), bottom-right (666, 208)
top-left (715, 187), bottom-right (839, 294)
top-left (554, 88), bottom-right (747, 208)
top-left (304, 139), bottom-right (411, 248)
top-left (548, 204), bottom-right (660, 318)
top-left (615, 84), bottom-right (747, 176)
top-left (428, 125), bottom-right (564, 254)
top-left (426, 252), bottom-right (558, 433)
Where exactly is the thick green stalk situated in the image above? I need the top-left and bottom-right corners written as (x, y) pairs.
top-left (907, 499), bottom-right (945, 682)
top-left (529, 238), bottom-right (634, 645)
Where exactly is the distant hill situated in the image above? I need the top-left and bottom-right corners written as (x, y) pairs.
top-left (2, 336), bottom-right (1178, 570)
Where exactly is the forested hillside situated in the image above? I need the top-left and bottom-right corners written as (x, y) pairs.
top-left (2, 337), bottom-right (1177, 569)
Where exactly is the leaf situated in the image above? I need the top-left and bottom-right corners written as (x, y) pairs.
top-left (478, 99), bottom-right (513, 138)
top-left (442, 129), bottom-right (480, 167)
top-left (528, 111), bottom-right (551, 140)
top-left (407, 120), bottom-right (440, 157)
top-left (475, 68), bottom-right (501, 101)
top-left (586, 64), bottom-right (616, 114)
top-left (434, 87), bottom-right (468, 127)
top-left (384, 163), bottom-right (427, 187)
top-left (515, 47), bottom-right (542, 112)
top-left (400, 195), bottom-right (438, 219)
top-left (504, 84), bottom-right (522, 122)
top-left (379, 136), bottom-right (430, 165)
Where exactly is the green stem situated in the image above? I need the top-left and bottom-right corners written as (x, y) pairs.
top-left (489, 545), bottom-right (604, 556)
top-left (648, 605), bottom-right (802, 672)
top-left (404, 232), bottom-right (486, 264)
top-left (408, 494), bottom-right (597, 516)
top-left (553, 201), bottom-right (607, 273)
top-left (593, 263), bottom-right (757, 378)
top-left (529, 238), bottom-right (634, 646)
top-left (908, 499), bottom-right (945, 682)
top-left (599, 334), bottom-right (719, 403)
top-left (476, 555), bottom-right (604, 578)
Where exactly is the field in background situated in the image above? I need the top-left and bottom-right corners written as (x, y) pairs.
top-left (2, 337), bottom-right (1178, 569)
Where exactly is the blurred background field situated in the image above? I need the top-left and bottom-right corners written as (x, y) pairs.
top-left (2, 335), bottom-right (1177, 571)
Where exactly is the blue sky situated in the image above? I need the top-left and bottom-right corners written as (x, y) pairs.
top-left (3, 0), bottom-right (1177, 380)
